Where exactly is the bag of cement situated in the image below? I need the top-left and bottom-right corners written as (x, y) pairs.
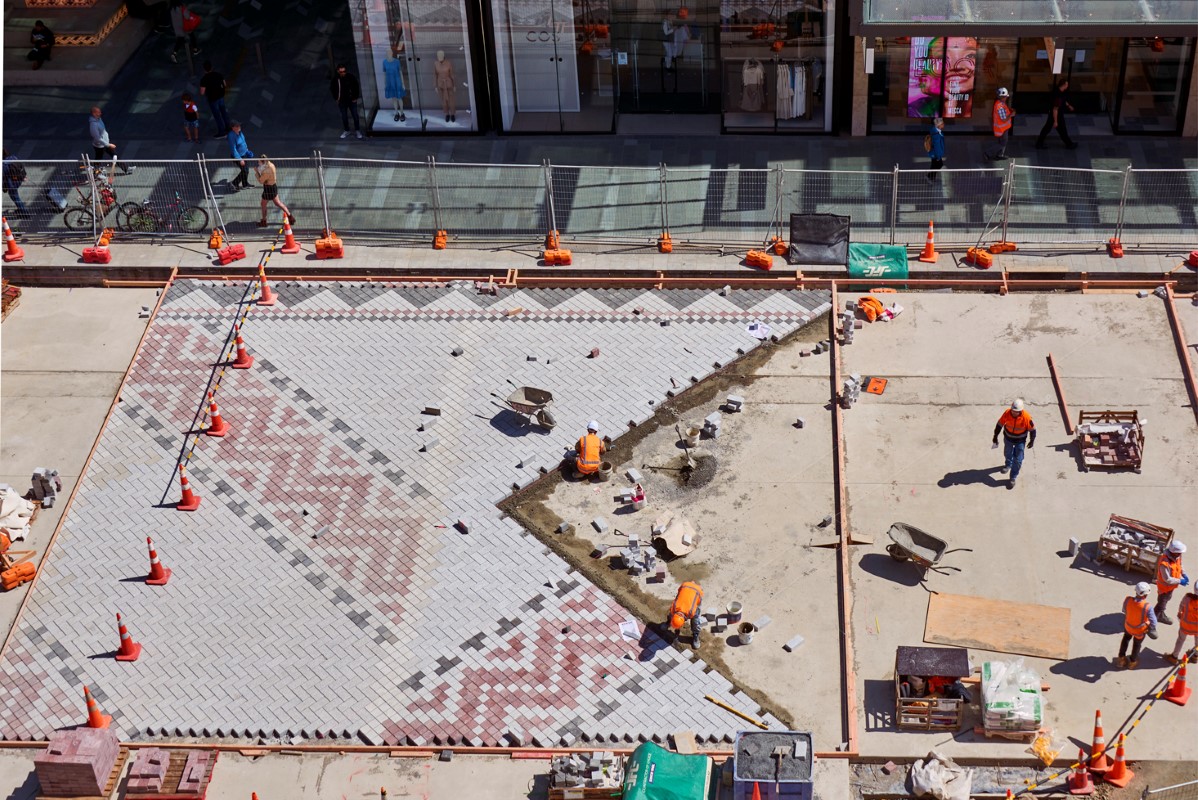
top-left (981, 659), bottom-right (1043, 732)
top-left (909, 751), bottom-right (973, 800)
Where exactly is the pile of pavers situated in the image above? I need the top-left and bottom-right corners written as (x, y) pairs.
top-left (551, 751), bottom-right (625, 790)
top-left (34, 728), bottom-right (119, 797)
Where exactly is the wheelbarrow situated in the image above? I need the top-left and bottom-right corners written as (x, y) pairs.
top-left (502, 384), bottom-right (557, 430)
top-left (886, 522), bottom-right (949, 572)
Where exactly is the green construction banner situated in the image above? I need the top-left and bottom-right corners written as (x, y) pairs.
top-left (622, 742), bottom-right (713, 800)
top-left (847, 243), bottom-right (909, 280)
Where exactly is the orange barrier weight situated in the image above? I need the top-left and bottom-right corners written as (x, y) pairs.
top-left (82, 246), bottom-right (112, 264)
top-left (83, 686), bottom-right (111, 729)
top-left (1188, 250), bottom-right (1198, 268)
top-left (279, 219), bottom-right (301, 255)
top-left (433, 230), bottom-right (448, 250)
top-left (745, 250), bottom-right (773, 270)
top-left (217, 243), bottom-right (246, 265)
top-left (1067, 748), bottom-right (1095, 795)
top-left (989, 241), bottom-right (1017, 254)
top-left (177, 465), bottom-right (201, 512)
top-left (2, 217), bottom-right (25, 262)
top-left (1107, 237), bottom-right (1124, 258)
top-left (114, 612), bottom-right (142, 662)
top-left (658, 232), bottom-right (673, 253)
top-left (771, 236), bottom-right (788, 256)
top-left (918, 220), bottom-right (938, 264)
top-left (205, 392), bottom-right (229, 437)
top-left (542, 249), bottom-right (573, 266)
top-left (965, 247), bottom-right (994, 269)
top-left (1, 562), bottom-right (35, 591)
top-left (145, 536), bottom-right (172, 586)
top-left (1164, 661), bottom-right (1191, 706)
top-left (231, 329), bottom-right (254, 369)
top-left (1103, 734), bottom-right (1133, 788)
top-left (208, 228), bottom-right (224, 250)
top-left (1088, 709), bottom-right (1110, 773)
top-left (545, 230), bottom-right (559, 250)
top-left (97, 228), bottom-right (114, 247)
top-left (316, 231), bottom-right (344, 259)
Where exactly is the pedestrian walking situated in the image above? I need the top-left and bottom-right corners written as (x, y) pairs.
top-left (992, 397), bottom-right (1035, 489)
top-left (330, 63), bottom-right (364, 139)
top-left (28, 20), bottom-right (53, 70)
top-left (925, 117), bottom-right (946, 184)
top-left (1114, 582), bottom-right (1158, 671)
top-left (87, 107), bottom-right (134, 175)
top-left (1166, 587), bottom-right (1198, 665)
top-left (226, 121), bottom-right (252, 191)
top-left (199, 61), bottom-right (231, 138)
top-left (167, 0), bottom-right (201, 64)
top-left (2, 150), bottom-right (29, 216)
top-left (1036, 78), bottom-right (1078, 150)
top-left (254, 156), bottom-right (295, 228)
top-left (1154, 540), bottom-right (1188, 624)
top-left (983, 87), bottom-right (1015, 161)
top-left (181, 93), bottom-right (200, 143)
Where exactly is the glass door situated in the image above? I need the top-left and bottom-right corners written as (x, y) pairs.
top-left (612, 0), bottom-right (720, 113)
top-left (1014, 38), bottom-right (1120, 133)
top-left (1118, 37), bottom-right (1194, 133)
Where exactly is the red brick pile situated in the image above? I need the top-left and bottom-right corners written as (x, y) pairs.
top-left (34, 728), bottom-right (119, 797)
top-left (127, 747), bottom-right (169, 793)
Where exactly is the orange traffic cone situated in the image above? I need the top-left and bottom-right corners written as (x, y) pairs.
top-left (177, 465), bottom-right (201, 512)
top-left (1103, 734), bottom-right (1134, 788)
top-left (83, 686), bottom-right (111, 729)
top-left (145, 536), bottom-right (172, 586)
top-left (1164, 660), bottom-right (1191, 706)
top-left (258, 264), bottom-right (277, 306)
top-left (1068, 748), bottom-right (1095, 795)
top-left (279, 217), bottom-right (301, 255)
top-left (1087, 709), bottom-right (1110, 773)
top-left (2, 217), bottom-right (25, 263)
top-left (114, 612), bottom-right (142, 662)
top-left (751, 783), bottom-right (762, 800)
top-left (231, 328), bottom-right (254, 369)
top-left (918, 220), bottom-right (938, 263)
top-left (205, 392), bottom-right (229, 437)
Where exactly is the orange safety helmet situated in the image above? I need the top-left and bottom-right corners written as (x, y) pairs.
top-left (669, 611), bottom-right (687, 630)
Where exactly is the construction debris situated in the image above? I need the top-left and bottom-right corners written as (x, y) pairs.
top-left (0, 486), bottom-right (36, 541)
top-left (30, 467), bottom-right (61, 509)
top-left (652, 511), bottom-right (697, 556)
top-left (550, 751), bottom-right (625, 792)
top-left (1096, 514), bottom-right (1173, 574)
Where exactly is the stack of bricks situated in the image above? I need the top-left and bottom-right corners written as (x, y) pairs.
top-left (34, 728), bottom-right (119, 797)
top-left (30, 467), bottom-right (61, 509)
top-left (127, 748), bottom-right (170, 793)
top-left (178, 751), bottom-right (212, 794)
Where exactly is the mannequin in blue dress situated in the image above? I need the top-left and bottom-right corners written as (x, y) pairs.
top-left (382, 44), bottom-right (407, 122)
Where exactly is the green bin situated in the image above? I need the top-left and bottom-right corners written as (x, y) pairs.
top-left (847, 243), bottom-right (908, 290)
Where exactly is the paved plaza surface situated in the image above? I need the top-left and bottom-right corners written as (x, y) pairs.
top-left (0, 280), bottom-right (831, 745)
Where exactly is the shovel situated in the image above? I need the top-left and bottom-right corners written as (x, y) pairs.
top-left (674, 424), bottom-right (696, 469)
top-left (771, 745), bottom-right (788, 792)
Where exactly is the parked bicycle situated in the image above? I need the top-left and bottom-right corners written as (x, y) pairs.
top-left (124, 190), bottom-right (208, 234)
top-left (62, 166), bottom-right (139, 231)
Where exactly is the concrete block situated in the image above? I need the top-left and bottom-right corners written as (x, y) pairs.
top-left (451, 347), bottom-right (464, 356)
top-left (422, 406), bottom-right (442, 416)
top-left (526, 355), bottom-right (537, 361)
top-left (796, 418), bottom-right (806, 429)
top-left (800, 349), bottom-right (811, 357)
top-left (704, 412), bottom-right (722, 428)
top-left (626, 468), bottom-right (643, 483)
top-left (439, 750), bottom-right (453, 762)
top-left (752, 615), bottom-right (771, 630)
top-left (418, 417), bottom-right (439, 432)
top-left (725, 395), bottom-right (744, 412)
top-left (455, 519), bottom-right (470, 534)
top-left (589, 348), bottom-right (600, 358)
top-left (420, 437), bottom-right (439, 452)
top-left (557, 522), bottom-right (572, 535)
top-left (783, 633), bottom-right (805, 652)
top-left (592, 517), bottom-right (609, 533)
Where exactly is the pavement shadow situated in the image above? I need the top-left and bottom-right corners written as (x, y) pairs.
top-left (488, 409), bottom-right (548, 437)
top-left (3, 768), bottom-right (38, 800)
top-left (1049, 655), bottom-right (1111, 684)
top-left (863, 678), bottom-right (895, 731)
top-left (937, 468), bottom-right (1003, 488)
top-left (525, 773), bottom-right (551, 800)
top-left (858, 552), bottom-right (923, 587)
top-left (637, 627), bottom-right (672, 662)
top-left (1068, 542), bottom-right (1144, 584)
top-left (1049, 441), bottom-right (1088, 473)
top-left (1083, 612), bottom-right (1125, 635)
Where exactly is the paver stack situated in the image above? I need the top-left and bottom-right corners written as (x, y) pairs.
top-left (34, 728), bottom-right (120, 797)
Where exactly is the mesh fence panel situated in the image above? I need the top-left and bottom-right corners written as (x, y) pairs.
top-left (894, 168), bottom-right (1007, 246)
top-left (320, 158), bottom-right (433, 239)
top-left (1007, 165), bottom-right (1125, 244)
top-left (435, 163), bottom-right (547, 241)
top-left (551, 165), bottom-right (662, 243)
top-left (204, 156), bottom-right (322, 240)
top-left (1119, 169), bottom-right (1198, 247)
top-left (83, 159), bottom-right (213, 240)
top-left (779, 169), bottom-right (893, 244)
top-left (664, 167), bottom-right (775, 245)
top-left (1, 159), bottom-right (96, 242)
top-left (1144, 781), bottom-right (1198, 800)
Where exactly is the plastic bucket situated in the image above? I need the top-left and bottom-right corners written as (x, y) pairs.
top-left (737, 622), bottom-right (756, 645)
top-left (596, 462), bottom-right (613, 482)
top-left (685, 427), bottom-right (701, 447)
top-left (726, 601), bottom-right (743, 624)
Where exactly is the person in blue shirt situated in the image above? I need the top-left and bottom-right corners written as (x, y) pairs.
top-left (226, 120), bottom-right (252, 191)
top-left (926, 117), bottom-right (946, 184)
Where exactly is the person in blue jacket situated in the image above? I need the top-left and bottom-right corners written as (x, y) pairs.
top-left (227, 120), bottom-right (253, 191)
top-left (926, 117), bottom-right (946, 184)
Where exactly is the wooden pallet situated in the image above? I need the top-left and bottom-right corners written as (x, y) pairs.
top-left (548, 788), bottom-right (623, 800)
top-left (973, 725), bottom-right (1038, 742)
top-left (127, 749), bottom-right (220, 799)
top-left (1096, 514), bottom-right (1173, 576)
top-left (1077, 410), bottom-right (1144, 471)
top-left (1, 280), bottom-right (20, 321)
top-left (37, 746), bottom-right (129, 800)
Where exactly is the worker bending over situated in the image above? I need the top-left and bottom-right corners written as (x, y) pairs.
top-left (992, 398), bottom-right (1035, 489)
top-left (1154, 540), bottom-right (1188, 624)
top-left (668, 580), bottom-right (704, 650)
top-left (1114, 582), bottom-right (1158, 670)
top-left (573, 421), bottom-right (607, 479)
top-left (1168, 586), bottom-right (1198, 665)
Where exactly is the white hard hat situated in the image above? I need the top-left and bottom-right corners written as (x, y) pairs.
top-left (1011, 398), bottom-right (1025, 413)
top-left (997, 87), bottom-right (1010, 98)
top-left (1168, 541), bottom-right (1187, 554)
top-left (1135, 582), bottom-right (1150, 597)
top-left (587, 420), bottom-right (599, 432)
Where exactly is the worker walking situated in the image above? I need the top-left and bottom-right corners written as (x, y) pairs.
top-left (992, 398), bottom-right (1035, 489)
top-left (1154, 540), bottom-right (1188, 624)
top-left (1167, 586), bottom-right (1198, 665)
top-left (667, 580), bottom-right (704, 650)
top-left (1115, 582), bottom-right (1158, 670)
top-left (983, 87), bottom-right (1015, 161)
top-left (573, 421), bottom-right (606, 480)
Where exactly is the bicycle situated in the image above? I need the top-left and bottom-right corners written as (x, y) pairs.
top-left (62, 166), bottom-right (139, 231)
top-left (124, 190), bottom-right (209, 234)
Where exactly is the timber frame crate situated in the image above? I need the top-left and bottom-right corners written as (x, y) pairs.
top-left (1096, 514), bottom-right (1174, 576)
top-left (1076, 410), bottom-right (1144, 471)
top-left (894, 645), bottom-right (970, 731)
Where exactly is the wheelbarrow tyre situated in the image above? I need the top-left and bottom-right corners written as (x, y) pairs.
top-left (535, 408), bottom-right (557, 430)
top-left (886, 543), bottom-right (909, 562)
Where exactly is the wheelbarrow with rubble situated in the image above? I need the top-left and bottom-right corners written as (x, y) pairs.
top-left (499, 383), bottom-right (557, 430)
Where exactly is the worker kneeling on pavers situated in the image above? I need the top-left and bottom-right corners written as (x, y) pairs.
top-left (572, 421), bottom-right (607, 479)
top-left (668, 580), bottom-right (704, 650)
top-left (1114, 582), bottom-right (1159, 671)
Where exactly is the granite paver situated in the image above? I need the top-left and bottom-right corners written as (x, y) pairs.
top-left (0, 282), bottom-right (829, 745)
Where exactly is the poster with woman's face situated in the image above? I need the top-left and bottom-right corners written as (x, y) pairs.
top-left (907, 37), bottom-right (943, 118)
top-left (943, 37), bottom-right (977, 118)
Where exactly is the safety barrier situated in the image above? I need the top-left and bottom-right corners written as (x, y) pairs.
top-left (1142, 780), bottom-right (1198, 800)
top-left (2, 155), bottom-right (1195, 251)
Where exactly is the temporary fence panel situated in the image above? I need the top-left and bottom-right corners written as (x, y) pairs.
top-left (1006, 164), bottom-right (1125, 244)
top-left (434, 162), bottom-right (547, 241)
top-left (1118, 168), bottom-right (1198, 248)
top-left (550, 165), bottom-right (663, 243)
top-left (1, 159), bottom-right (93, 241)
top-left (79, 159), bottom-right (213, 240)
top-left (202, 156), bottom-right (322, 239)
top-left (320, 158), bottom-right (432, 239)
top-left (1142, 780), bottom-right (1198, 800)
top-left (664, 166), bottom-right (774, 245)
top-left (780, 169), bottom-right (893, 245)
top-left (893, 167), bottom-right (1006, 246)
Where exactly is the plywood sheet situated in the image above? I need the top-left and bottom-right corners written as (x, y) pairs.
top-left (924, 593), bottom-right (1071, 660)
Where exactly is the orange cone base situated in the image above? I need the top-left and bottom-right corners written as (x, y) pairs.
top-left (115, 642), bottom-right (142, 662)
top-left (1087, 755), bottom-right (1111, 774)
top-left (206, 417), bottom-right (229, 437)
top-left (1068, 772), bottom-right (1095, 795)
top-left (918, 251), bottom-right (938, 264)
top-left (146, 567), bottom-right (172, 586)
top-left (259, 287), bottom-right (277, 306)
top-left (1164, 681), bottom-right (1191, 706)
top-left (232, 351), bottom-right (254, 369)
top-left (87, 713), bottom-right (112, 729)
top-left (177, 494), bottom-right (201, 512)
top-left (2, 249), bottom-right (24, 263)
top-left (1105, 768), bottom-right (1134, 789)
top-left (280, 239), bottom-right (301, 255)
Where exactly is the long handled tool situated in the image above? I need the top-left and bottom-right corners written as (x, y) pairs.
top-left (771, 745), bottom-right (788, 793)
top-left (703, 694), bottom-right (768, 729)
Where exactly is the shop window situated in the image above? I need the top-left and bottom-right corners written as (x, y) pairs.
top-left (1119, 37), bottom-right (1194, 133)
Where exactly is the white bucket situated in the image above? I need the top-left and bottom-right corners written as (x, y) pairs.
top-left (726, 601), bottom-right (743, 624)
top-left (685, 427), bottom-right (701, 447)
top-left (737, 622), bottom-right (756, 645)
top-left (596, 461), bottom-right (613, 482)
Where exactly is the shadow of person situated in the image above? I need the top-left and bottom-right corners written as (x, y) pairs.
top-left (859, 552), bottom-right (923, 587)
top-left (1083, 612), bottom-right (1126, 636)
top-left (637, 625), bottom-right (672, 662)
top-left (1050, 654), bottom-right (1112, 685)
top-left (938, 467), bottom-right (1003, 488)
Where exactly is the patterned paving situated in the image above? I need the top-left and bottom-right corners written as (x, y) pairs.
top-left (0, 281), bottom-right (830, 745)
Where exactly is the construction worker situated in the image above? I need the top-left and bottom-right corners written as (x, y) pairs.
top-left (1167, 586), bottom-right (1198, 665)
top-left (992, 398), bottom-right (1035, 489)
top-left (573, 421), bottom-right (606, 479)
top-left (667, 580), bottom-right (704, 649)
top-left (1115, 582), bottom-right (1158, 670)
top-left (1154, 540), bottom-right (1188, 624)
top-left (983, 87), bottom-right (1015, 161)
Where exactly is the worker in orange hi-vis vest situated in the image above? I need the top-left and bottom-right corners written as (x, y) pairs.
top-left (1115, 582), bottom-right (1158, 671)
top-left (668, 581), bottom-right (704, 650)
top-left (983, 87), bottom-right (1015, 161)
top-left (1168, 586), bottom-right (1198, 665)
top-left (573, 421), bottom-right (606, 479)
top-left (992, 397), bottom-right (1035, 489)
top-left (1154, 540), bottom-right (1188, 623)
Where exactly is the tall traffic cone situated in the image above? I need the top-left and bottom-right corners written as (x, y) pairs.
top-left (205, 392), bottom-right (229, 437)
top-left (1067, 748), bottom-right (1095, 795)
top-left (1103, 734), bottom-right (1134, 788)
top-left (279, 217), bottom-right (301, 255)
top-left (918, 220), bottom-right (938, 263)
top-left (231, 328), bottom-right (254, 369)
top-left (1087, 709), bottom-right (1110, 773)
top-left (257, 265), bottom-right (277, 306)
top-left (2, 217), bottom-right (25, 262)
top-left (177, 465), bottom-right (201, 512)
top-left (114, 612), bottom-right (142, 662)
top-left (751, 783), bottom-right (762, 800)
top-left (145, 536), bottom-right (172, 586)
top-left (83, 686), bottom-right (111, 729)
top-left (1164, 660), bottom-right (1191, 706)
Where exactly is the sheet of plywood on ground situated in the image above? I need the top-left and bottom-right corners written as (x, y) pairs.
top-left (923, 593), bottom-right (1071, 660)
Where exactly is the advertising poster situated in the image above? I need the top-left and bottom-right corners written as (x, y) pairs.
top-left (907, 37), bottom-right (944, 118)
top-left (943, 37), bottom-right (978, 118)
